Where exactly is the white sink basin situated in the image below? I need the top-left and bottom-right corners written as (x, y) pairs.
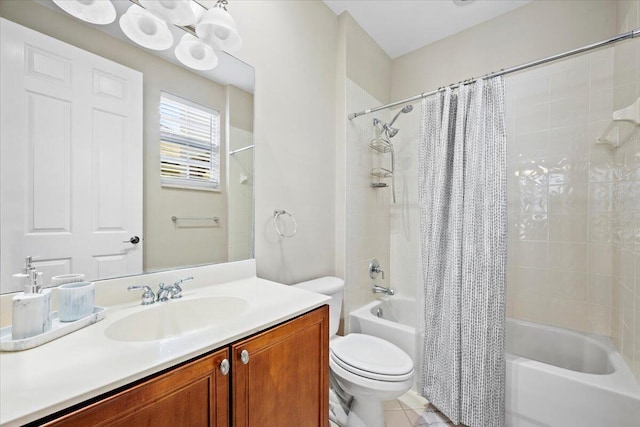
top-left (105, 297), bottom-right (250, 342)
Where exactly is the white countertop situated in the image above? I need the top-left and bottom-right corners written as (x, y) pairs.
top-left (0, 271), bottom-right (329, 426)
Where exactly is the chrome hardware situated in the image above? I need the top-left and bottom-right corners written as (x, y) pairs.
top-left (170, 276), bottom-right (194, 299)
top-left (127, 285), bottom-right (155, 305)
top-left (375, 308), bottom-right (384, 318)
top-left (369, 259), bottom-right (385, 280)
top-left (220, 359), bottom-right (230, 375)
top-left (273, 209), bottom-right (297, 238)
top-left (156, 283), bottom-right (172, 302)
top-left (123, 236), bottom-right (140, 244)
top-left (240, 349), bottom-right (250, 364)
top-left (171, 216), bottom-right (219, 223)
top-left (372, 285), bottom-right (394, 296)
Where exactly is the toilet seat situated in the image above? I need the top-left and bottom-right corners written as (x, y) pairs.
top-left (330, 333), bottom-right (413, 382)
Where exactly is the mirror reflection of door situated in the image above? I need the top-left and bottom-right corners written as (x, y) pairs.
top-left (0, 19), bottom-right (143, 293)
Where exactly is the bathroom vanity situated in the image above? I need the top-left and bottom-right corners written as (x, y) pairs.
top-left (41, 306), bottom-right (328, 427)
top-left (0, 261), bottom-right (330, 427)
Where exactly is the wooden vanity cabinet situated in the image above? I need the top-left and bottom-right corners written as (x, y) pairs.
top-left (43, 348), bottom-right (230, 427)
top-left (40, 306), bottom-right (328, 427)
top-left (232, 304), bottom-right (329, 427)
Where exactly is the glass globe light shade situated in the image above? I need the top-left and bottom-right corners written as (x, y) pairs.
top-left (195, 6), bottom-right (242, 52)
top-left (119, 4), bottom-right (174, 51)
top-left (52, 0), bottom-right (116, 25)
top-left (138, 0), bottom-right (196, 26)
top-left (175, 33), bottom-right (219, 71)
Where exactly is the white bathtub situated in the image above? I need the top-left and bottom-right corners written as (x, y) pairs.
top-left (349, 296), bottom-right (640, 427)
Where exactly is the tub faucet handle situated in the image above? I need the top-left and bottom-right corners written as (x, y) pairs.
top-left (369, 259), bottom-right (385, 280)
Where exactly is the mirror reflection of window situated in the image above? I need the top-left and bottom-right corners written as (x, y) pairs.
top-left (159, 92), bottom-right (221, 192)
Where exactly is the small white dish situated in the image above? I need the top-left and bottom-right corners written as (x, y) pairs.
top-left (58, 281), bottom-right (95, 322)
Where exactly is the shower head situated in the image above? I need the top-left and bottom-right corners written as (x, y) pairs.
top-left (382, 104), bottom-right (413, 138)
top-left (372, 104), bottom-right (413, 139)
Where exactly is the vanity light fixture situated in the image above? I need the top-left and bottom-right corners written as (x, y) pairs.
top-left (52, 0), bottom-right (116, 25)
top-left (54, 0), bottom-right (243, 70)
top-left (119, 4), bottom-right (175, 51)
top-left (175, 33), bottom-right (219, 70)
top-left (195, 0), bottom-right (243, 52)
top-left (138, 0), bottom-right (196, 26)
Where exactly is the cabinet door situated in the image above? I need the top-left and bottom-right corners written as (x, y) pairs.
top-left (232, 306), bottom-right (329, 427)
top-left (44, 348), bottom-right (230, 427)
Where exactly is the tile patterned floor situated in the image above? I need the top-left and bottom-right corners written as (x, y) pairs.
top-left (330, 390), bottom-right (466, 427)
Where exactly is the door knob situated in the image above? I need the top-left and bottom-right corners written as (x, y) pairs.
top-left (123, 236), bottom-right (140, 244)
top-left (240, 349), bottom-right (250, 364)
top-left (220, 359), bottom-right (230, 375)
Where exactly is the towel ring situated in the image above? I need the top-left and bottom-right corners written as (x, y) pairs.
top-left (273, 209), bottom-right (297, 238)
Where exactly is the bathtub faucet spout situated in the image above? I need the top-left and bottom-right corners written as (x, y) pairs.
top-left (372, 284), bottom-right (394, 296)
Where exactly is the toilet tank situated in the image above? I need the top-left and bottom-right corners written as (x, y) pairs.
top-left (292, 277), bottom-right (344, 336)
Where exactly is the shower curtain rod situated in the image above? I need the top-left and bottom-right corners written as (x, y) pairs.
top-left (348, 27), bottom-right (640, 120)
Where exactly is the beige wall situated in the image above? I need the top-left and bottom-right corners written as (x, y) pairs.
top-left (391, 0), bottom-right (618, 101)
top-left (0, 0), bottom-right (229, 273)
top-left (228, 85), bottom-right (254, 133)
top-left (335, 13), bottom-right (393, 331)
top-left (343, 12), bottom-right (392, 105)
top-left (227, 86), bottom-right (254, 262)
top-left (229, 1), bottom-right (339, 284)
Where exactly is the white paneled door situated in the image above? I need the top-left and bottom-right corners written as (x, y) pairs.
top-left (0, 19), bottom-right (143, 293)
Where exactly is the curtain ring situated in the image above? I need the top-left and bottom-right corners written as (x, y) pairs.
top-left (273, 209), bottom-right (297, 238)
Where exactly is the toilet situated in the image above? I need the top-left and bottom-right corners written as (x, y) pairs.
top-left (293, 277), bottom-right (414, 427)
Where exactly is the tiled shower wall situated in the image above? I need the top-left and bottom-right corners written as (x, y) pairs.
top-left (389, 109), bottom-right (420, 299)
top-left (505, 48), bottom-right (618, 336)
top-left (344, 78), bottom-right (391, 331)
top-left (612, 0), bottom-right (640, 381)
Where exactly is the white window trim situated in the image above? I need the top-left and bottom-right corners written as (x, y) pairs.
top-left (160, 91), bottom-right (221, 191)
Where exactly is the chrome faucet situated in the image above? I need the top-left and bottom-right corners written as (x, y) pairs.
top-left (156, 283), bottom-right (173, 302)
top-left (127, 285), bottom-right (156, 305)
top-left (128, 277), bottom-right (195, 304)
top-left (372, 284), bottom-right (394, 296)
top-left (156, 276), bottom-right (194, 302)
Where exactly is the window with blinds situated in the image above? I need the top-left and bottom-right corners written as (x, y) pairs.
top-left (160, 92), bottom-right (220, 191)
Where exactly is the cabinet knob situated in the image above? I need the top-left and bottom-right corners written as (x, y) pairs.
top-left (240, 349), bottom-right (250, 365)
top-left (220, 359), bottom-right (230, 375)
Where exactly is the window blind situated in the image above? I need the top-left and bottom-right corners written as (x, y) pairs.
top-left (160, 92), bottom-right (220, 190)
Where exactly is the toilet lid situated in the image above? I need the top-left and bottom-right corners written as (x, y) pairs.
top-left (330, 334), bottom-right (413, 381)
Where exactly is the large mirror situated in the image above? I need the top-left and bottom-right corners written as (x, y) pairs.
top-left (0, 0), bottom-right (254, 294)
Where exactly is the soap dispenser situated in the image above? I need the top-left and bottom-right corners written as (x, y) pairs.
top-left (12, 256), bottom-right (35, 292)
top-left (12, 269), bottom-right (52, 340)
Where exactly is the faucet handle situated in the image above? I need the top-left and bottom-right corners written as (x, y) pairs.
top-left (369, 259), bottom-right (385, 280)
top-left (171, 276), bottom-right (194, 299)
top-left (128, 285), bottom-right (155, 305)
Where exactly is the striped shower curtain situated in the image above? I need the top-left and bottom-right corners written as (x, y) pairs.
top-left (418, 77), bottom-right (507, 427)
